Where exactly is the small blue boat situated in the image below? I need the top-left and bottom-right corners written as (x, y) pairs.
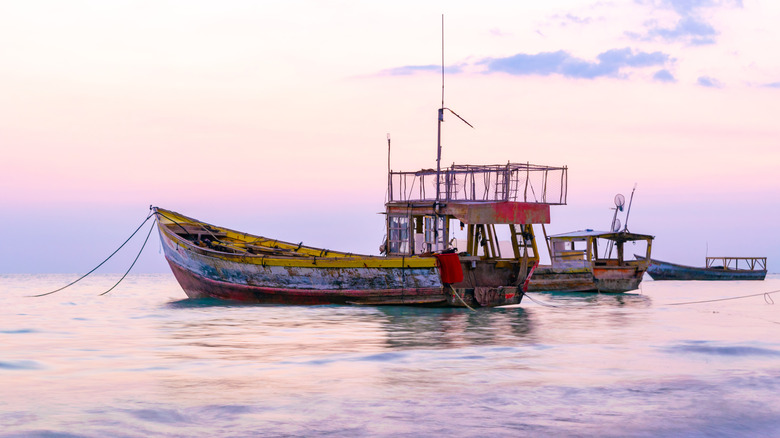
top-left (635, 255), bottom-right (767, 281)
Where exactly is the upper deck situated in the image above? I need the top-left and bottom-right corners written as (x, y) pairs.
top-left (387, 162), bottom-right (568, 206)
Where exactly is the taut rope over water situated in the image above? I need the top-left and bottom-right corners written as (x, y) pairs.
top-left (98, 220), bottom-right (155, 296)
top-left (667, 289), bottom-right (780, 306)
top-left (522, 293), bottom-right (562, 308)
top-left (29, 212), bottom-right (156, 297)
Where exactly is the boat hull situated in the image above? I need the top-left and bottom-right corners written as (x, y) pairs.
top-left (526, 267), bottom-right (597, 292)
top-left (592, 266), bottom-right (644, 293)
top-left (161, 232), bottom-right (448, 305)
top-left (166, 259), bottom-right (448, 305)
top-left (526, 265), bottom-right (645, 293)
top-left (637, 256), bottom-right (767, 281)
top-left (155, 209), bottom-right (524, 307)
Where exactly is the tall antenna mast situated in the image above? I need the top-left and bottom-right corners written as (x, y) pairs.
top-left (441, 14), bottom-right (445, 109)
top-left (435, 14), bottom-right (473, 205)
top-left (436, 14), bottom-right (445, 205)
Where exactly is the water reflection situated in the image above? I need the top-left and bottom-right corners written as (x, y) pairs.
top-left (528, 291), bottom-right (652, 308)
top-left (374, 306), bottom-right (534, 349)
top-left (156, 301), bottom-right (536, 367)
top-left (165, 297), bottom-right (263, 309)
top-left (156, 290), bottom-right (663, 371)
top-left (158, 292), bottom-right (653, 363)
top-left (151, 301), bottom-right (540, 412)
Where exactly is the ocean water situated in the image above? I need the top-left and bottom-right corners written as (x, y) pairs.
top-left (2, 273), bottom-right (780, 437)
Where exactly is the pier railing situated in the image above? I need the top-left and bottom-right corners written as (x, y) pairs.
top-left (388, 163), bottom-right (567, 205)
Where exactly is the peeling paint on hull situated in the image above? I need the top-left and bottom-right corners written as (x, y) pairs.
top-left (167, 260), bottom-right (447, 305)
top-left (154, 207), bottom-right (527, 307)
top-left (526, 266), bottom-right (645, 293)
top-left (161, 236), bottom-right (448, 305)
top-left (592, 266), bottom-right (644, 293)
top-left (526, 267), bottom-right (597, 292)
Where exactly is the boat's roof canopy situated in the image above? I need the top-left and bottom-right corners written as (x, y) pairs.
top-left (550, 229), bottom-right (654, 241)
top-left (387, 162), bottom-right (568, 207)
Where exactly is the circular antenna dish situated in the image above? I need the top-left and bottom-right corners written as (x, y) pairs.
top-left (614, 194), bottom-right (626, 211)
top-left (613, 218), bottom-right (622, 232)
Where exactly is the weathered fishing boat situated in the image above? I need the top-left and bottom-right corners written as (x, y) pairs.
top-left (154, 161), bottom-right (568, 307)
top-left (636, 255), bottom-right (767, 281)
top-left (526, 229), bottom-right (654, 293)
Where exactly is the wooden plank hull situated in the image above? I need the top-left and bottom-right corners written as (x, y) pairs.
top-left (155, 208), bottom-right (524, 307)
top-left (592, 266), bottom-right (644, 293)
top-left (166, 259), bottom-right (447, 305)
top-left (526, 265), bottom-right (645, 293)
top-left (526, 267), bottom-right (597, 292)
top-left (160, 229), bottom-right (446, 305)
top-left (642, 257), bottom-right (767, 281)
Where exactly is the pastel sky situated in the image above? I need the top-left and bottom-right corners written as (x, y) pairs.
top-left (2, 0), bottom-right (779, 274)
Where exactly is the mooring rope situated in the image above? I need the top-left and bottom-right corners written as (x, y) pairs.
top-left (98, 219), bottom-right (155, 296)
top-left (152, 209), bottom-right (189, 234)
top-left (522, 293), bottom-right (561, 308)
top-left (29, 212), bottom-right (155, 297)
top-left (448, 284), bottom-right (475, 311)
top-left (667, 289), bottom-right (780, 306)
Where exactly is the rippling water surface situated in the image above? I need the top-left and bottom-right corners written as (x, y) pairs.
top-left (2, 274), bottom-right (780, 437)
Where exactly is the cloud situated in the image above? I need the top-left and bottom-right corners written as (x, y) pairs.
top-left (380, 65), bottom-right (439, 76)
top-left (647, 16), bottom-right (717, 45)
top-left (653, 69), bottom-right (676, 82)
top-left (556, 13), bottom-right (593, 25)
top-left (379, 64), bottom-right (464, 76)
top-left (481, 48), bottom-right (670, 79)
top-left (648, 0), bottom-right (745, 15)
top-left (764, 82), bottom-right (780, 88)
top-left (489, 27), bottom-right (512, 37)
top-left (483, 51), bottom-right (569, 76)
top-left (379, 48), bottom-right (671, 82)
top-left (697, 75), bottom-right (723, 87)
top-left (660, 0), bottom-right (732, 15)
top-left (632, 0), bottom-right (743, 45)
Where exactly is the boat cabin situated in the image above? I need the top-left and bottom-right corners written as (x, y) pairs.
top-left (547, 229), bottom-right (654, 270)
top-left (384, 163), bottom-right (568, 263)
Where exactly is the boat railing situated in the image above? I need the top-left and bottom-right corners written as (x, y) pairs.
top-left (388, 162), bottom-right (567, 205)
top-left (706, 257), bottom-right (767, 271)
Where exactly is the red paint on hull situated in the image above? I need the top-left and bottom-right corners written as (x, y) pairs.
top-left (167, 260), bottom-right (447, 305)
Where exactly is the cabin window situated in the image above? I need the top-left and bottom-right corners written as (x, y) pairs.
top-left (388, 215), bottom-right (410, 255)
top-left (550, 238), bottom-right (589, 267)
top-left (423, 215), bottom-right (448, 252)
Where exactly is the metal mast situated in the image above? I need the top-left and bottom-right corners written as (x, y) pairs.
top-left (436, 14), bottom-right (445, 206)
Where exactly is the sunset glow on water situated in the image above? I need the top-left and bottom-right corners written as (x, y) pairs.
top-left (2, 274), bottom-right (779, 436)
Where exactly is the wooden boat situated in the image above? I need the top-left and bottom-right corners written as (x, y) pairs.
top-left (636, 255), bottom-right (767, 281)
top-left (527, 230), bottom-right (654, 293)
top-left (154, 162), bottom-right (568, 307)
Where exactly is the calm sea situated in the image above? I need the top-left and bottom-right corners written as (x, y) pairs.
top-left (2, 273), bottom-right (780, 437)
